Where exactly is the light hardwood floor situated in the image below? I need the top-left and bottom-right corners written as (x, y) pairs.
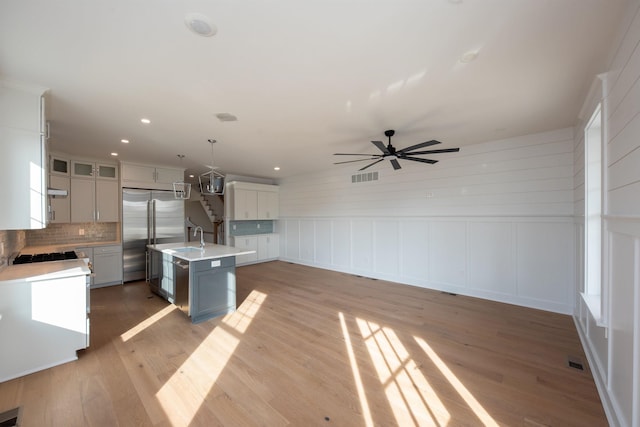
top-left (0, 261), bottom-right (607, 426)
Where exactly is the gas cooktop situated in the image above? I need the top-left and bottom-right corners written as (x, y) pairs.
top-left (13, 251), bottom-right (78, 265)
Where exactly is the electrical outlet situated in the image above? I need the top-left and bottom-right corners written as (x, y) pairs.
top-left (426, 192), bottom-right (434, 198)
top-left (257, 223), bottom-right (261, 229)
top-left (79, 228), bottom-right (85, 236)
top-left (233, 224), bottom-right (236, 230)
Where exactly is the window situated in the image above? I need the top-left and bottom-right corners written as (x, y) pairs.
top-left (583, 103), bottom-right (603, 321)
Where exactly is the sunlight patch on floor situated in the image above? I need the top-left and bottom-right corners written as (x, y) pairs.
top-left (225, 290), bottom-right (267, 334)
top-left (339, 312), bottom-right (374, 427)
top-left (155, 290), bottom-right (267, 425)
top-left (356, 318), bottom-right (451, 426)
top-left (120, 304), bottom-right (177, 342)
top-left (414, 336), bottom-right (499, 427)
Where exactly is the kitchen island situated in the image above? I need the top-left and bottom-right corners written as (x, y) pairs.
top-left (147, 242), bottom-right (255, 323)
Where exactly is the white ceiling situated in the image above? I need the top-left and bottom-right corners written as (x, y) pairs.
top-left (0, 0), bottom-right (627, 180)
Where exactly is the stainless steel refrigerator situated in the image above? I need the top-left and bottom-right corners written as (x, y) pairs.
top-left (122, 188), bottom-right (185, 282)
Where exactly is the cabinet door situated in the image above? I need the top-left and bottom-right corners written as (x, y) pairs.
top-left (267, 234), bottom-right (279, 259)
top-left (50, 156), bottom-right (69, 175)
top-left (234, 236), bottom-right (258, 264)
top-left (258, 234), bottom-right (279, 260)
top-left (93, 245), bottom-right (123, 287)
top-left (121, 163), bottom-right (156, 183)
top-left (234, 189), bottom-right (258, 220)
top-left (257, 191), bottom-right (278, 219)
top-left (96, 163), bottom-right (118, 180)
top-left (70, 178), bottom-right (95, 222)
top-left (49, 174), bottom-right (70, 223)
top-left (76, 247), bottom-right (94, 286)
top-left (190, 257), bottom-right (236, 322)
top-left (71, 160), bottom-right (94, 178)
top-left (0, 86), bottom-right (47, 229)
top-left (96, 180), bottom-right (119, 222)
top-left (154, 167), bottom-right (183, 185)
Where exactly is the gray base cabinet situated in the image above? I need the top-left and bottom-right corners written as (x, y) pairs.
top-left (190, 257), bottom-right (236, 323)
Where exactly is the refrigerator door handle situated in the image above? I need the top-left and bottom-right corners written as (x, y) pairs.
top-left (146, 200), bottom-right (152, 245)
top-left (152, 199), bottom-right (157, 243)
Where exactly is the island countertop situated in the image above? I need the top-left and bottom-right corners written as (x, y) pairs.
top-left (147, 242), bottom-right (255, 262)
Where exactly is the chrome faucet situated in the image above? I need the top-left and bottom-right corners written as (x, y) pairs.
top-left (194, 226), bottom-right (205, 248)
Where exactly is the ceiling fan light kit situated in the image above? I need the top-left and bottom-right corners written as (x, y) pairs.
top-left (334, 129), bottom-right (460, 171)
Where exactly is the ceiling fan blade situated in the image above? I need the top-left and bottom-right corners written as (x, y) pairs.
top-left (334, 153), bottom-right (382, 156)
top-left (334, 158), bottom-right (379, 165)
top-left (390, 159), bottom-right (401, 170)
top-left (403, 156), bottom-right (438, 164)
top-left (371, 140), bottom-right (390, 154)
top-left (403, 148), bottom-right (460, 155)
top-left (359, 158), bottom-right (384, 171)
top-left (398, 140), bottom-right (441, 153)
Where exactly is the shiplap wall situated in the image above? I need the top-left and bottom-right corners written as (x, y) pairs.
top-left (277, 127), bottom-right (575, 314)
top-left (574, 1), bottom-right (640, 426)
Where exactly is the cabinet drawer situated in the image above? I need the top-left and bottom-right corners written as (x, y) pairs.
top-left (192, 257), bottom-right (235, 272)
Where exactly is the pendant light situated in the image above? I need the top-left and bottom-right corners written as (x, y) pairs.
top-left (199, 139), bottom-right (225, 195)
top-left (173, 154), bottom-right (191, 199)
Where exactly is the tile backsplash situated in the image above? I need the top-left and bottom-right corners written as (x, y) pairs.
top-left (25, 222), bottom-right (119, 246)
top-left (229, 220), bottom-right (274, 236)
top-left (0, 230), bottom-right (26, 267)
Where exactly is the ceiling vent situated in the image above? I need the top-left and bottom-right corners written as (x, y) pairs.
top-left (215, 113), bottom-right (237, 122)
top-left (351, 171), bottom-right (378, 183)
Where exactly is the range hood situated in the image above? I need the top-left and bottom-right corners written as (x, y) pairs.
top-left (47, 188), bottom-right (68, 197)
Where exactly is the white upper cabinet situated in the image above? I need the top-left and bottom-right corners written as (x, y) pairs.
top-left (49, 174), bottom-right (71, 223)
top-left (0, 81), bottom-right (48, 230)
top-left (121, 162), bottom-right (184, 190)
top-left (71, 160), bottom-right (118, 180)
top-left (228, 181), bottom-right (279, 220)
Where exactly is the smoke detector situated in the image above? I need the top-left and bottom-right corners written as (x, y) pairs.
top-left (185, 13), bottom-right (217, 37)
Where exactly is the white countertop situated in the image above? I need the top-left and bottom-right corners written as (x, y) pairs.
top-left (147, 242), bottom-right (255, 262)
top-left (0, 259), bottom-right (91, 283)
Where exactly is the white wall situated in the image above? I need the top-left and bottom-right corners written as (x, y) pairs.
top-left (277, 127), bottom-right (576, 314)
top-left (574, 1), bottom-right (640, 426)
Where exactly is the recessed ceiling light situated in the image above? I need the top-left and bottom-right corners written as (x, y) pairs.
top-left (189, 174), bottom-right (195, 178)
top-left (121, 139), bottom-right (129, 143)
top-left (111, 152), bottom-right (118, 156)
top-left (140, 118), bottom-right (151, 124)
top-left (459, 50), bottom-right (479, 63)
top-left (185, 13), bottom-right (217, 37)
top-left (274, 167), bottom-right (280, 171)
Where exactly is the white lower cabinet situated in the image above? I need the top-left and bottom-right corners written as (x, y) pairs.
top-left (233, 236), bottom-right (258, 265)
top-left (233, 234), bottom-right (279, 265)
top-left (77, 245), bottom-right (123, 288)
top-left (258, 234), bottom-right (279, 260)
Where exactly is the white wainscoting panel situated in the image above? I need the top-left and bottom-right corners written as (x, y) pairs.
top-left (351, 220), bottom-right (373, 273)
top-left (332, 220), bottom-right (351, 269)
top-left (516, 222), bottom-right (573, 309)
top-left (299, 220), bottom-right (315, 263)
top-left (373, 220), bottom-right (400, 278)
top-left (399, 220), bottom-right (429, 284)
top-left (608, 231), bottom-right (636, 424)
top-left (315, 220), bottom-right (332, 266)
top-left (279, 216), bottom-right (575, 314)
top-left (429, 221), bottom-right (467, 291)
top-left (468, 222), bottom-right (516, 295)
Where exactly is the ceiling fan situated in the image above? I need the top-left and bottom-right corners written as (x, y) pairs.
top-left (334, 129), bottom-right (459, 171)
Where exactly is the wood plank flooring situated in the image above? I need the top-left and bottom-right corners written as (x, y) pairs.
top-left (0, 261), bottom-right (607, 426)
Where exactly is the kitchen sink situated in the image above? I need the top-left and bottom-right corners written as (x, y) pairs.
top-left (171, 247), bottom-right (203, 253)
